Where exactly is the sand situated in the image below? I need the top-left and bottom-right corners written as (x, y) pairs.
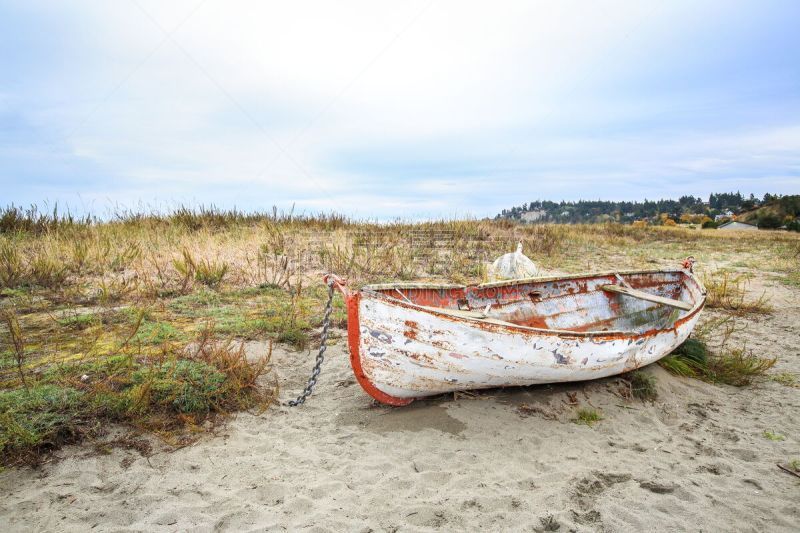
top-left (1, 274), bottom-right (799, 532)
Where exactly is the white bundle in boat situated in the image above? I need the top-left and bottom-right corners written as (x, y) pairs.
top-left (488, 242), bottom-right (539, 281)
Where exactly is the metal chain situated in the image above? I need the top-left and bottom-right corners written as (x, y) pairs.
top-left (287, 278), bottom-right (335, 406)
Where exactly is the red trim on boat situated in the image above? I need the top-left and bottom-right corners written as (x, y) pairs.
top-left (345, 292), bottom-right (413, 406)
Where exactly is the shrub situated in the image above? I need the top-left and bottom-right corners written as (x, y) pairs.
top-left (188, 328), bottom-right (273, 412)
top-left (757, 213), bottom-right (783, 229)
top-left (659, 338), bottom-right (707, 378)
top-left (659, 355), bottom-right (695, 377)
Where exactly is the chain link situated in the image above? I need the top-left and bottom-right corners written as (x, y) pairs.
top-left (287, 278), bottom-right (336, 406)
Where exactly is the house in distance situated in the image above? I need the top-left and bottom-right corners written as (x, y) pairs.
top-left (718, 220), bottom-right (758, 231)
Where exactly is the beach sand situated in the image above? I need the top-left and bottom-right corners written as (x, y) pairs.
top-left (1, 275), bottom-right (798, 532)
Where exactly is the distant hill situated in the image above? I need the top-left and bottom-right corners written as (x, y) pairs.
top-left (738, 195), bottom-right (800, 229)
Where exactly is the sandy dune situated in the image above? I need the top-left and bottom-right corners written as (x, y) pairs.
top-left (1, 277), bottom-right (799, 532)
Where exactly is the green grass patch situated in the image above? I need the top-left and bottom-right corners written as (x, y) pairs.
top-left (130, 359), bottom-right (226, 414)
top-left (43, 354), bottom-right (135, 382)
top-left (701, 348), bottom-right (777, 387)
top-left (57, 312), bottom-right (100, 330)
top-left (780, 271), bottom-right (800, 288)
top-left (168, 285), bottom-right (323, 349)
top-left (770, 372), bottom-right (797, 387)
top-left (659, 338), bottom-right (707, 377)
top-left (166, 283), bottom-right (343, 349)
top-left (0, 287), bottom-right (30, 299)
top-left (231, 285), bottom-right (286, 299)
top-left (132, 321), bottom-right (182, 345)
top-left (572, 408), bottom-right (603, 426)
top-left (1, 349), bottom-right (17, 370)
top-left (276, 327), bottom-right (309, 350)
top-left (763, 430), bottom-right (785, 441)
top-left (0, 385), bottom-right (85, 462)
top-left (168, 288), bottom-right (223, 314)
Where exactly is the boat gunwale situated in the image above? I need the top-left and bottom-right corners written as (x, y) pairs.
top-left (360, 268), bottom-right (707, 340)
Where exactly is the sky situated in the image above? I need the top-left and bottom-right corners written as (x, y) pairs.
top-left (1, 0), bottom-right (799, 219)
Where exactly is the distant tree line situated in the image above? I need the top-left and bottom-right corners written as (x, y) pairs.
top-left (497, 192), bottom-right (800, 230)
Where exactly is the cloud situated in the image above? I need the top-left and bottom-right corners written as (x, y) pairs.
top-left (1, 0), bottom-right (799, 217)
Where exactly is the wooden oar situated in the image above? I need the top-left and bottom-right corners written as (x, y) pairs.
top-left (601, 284), bottom-right (692, 311)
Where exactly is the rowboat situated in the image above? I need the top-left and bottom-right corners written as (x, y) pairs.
top-left (325, 262), bottom-right (706, 406)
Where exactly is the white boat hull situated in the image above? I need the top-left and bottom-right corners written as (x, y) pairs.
top-left (330, 268), bottom-right (706, 405)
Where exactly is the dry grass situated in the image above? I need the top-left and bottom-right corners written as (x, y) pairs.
top-left (702, 270), bottom-right (773, 315)
top-left (1, 309), bottom-right (28, 389)
top-left (627, 371), bottom-right (658, 401)
top-left (2, 208), bottom-right (798, 294)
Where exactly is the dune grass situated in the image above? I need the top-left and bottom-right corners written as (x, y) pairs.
top-left (660, 322), bottom-right (777, 387)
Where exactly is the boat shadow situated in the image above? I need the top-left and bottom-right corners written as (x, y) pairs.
top-left (337, 374), bottom-right (631, 435)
